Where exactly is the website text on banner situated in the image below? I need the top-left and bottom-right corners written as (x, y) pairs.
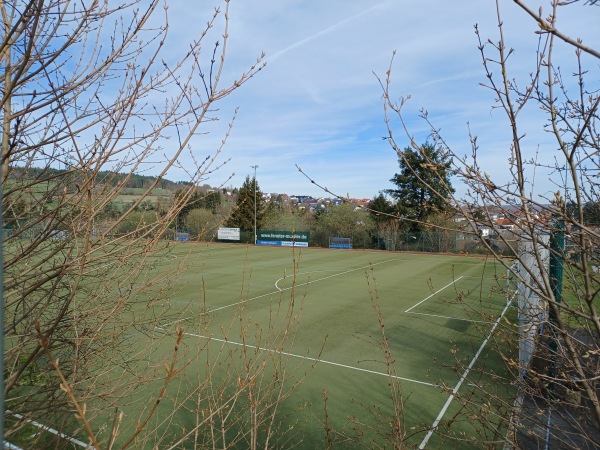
top-left (257, 230), bottom-right (310, 247)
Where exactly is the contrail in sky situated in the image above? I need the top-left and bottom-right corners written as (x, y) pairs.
top-left (267, 1), bottom-right (390, 63)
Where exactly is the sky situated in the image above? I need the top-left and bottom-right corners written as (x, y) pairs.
top-left (159, 1), bottom-right (599, 201)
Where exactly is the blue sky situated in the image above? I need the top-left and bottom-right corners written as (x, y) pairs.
top-left (162, 1), bottom-right (598, 200)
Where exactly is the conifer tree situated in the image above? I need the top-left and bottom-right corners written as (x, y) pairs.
top-left (386, 142), bottom-right (454, 231)
top-left (227, 176), bottom-right (264, 232)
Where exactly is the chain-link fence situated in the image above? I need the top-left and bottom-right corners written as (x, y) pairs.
top-left (373, 230), bottom-right (516, 256)
top-left (168, 226), bottom-right (516, 257)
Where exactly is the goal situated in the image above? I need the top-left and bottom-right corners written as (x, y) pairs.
top-left (329, 237), bottom-right (352, 249)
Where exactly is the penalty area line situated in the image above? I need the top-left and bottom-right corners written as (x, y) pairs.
top-left (404, 276), bottom-right (463, 313)
top-left (156, 328), bottom-right (434, 388)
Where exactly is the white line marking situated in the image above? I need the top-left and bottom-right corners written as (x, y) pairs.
top-left (274, 270), bottom-right (327, 291)
top-left (159, 317), bottom-right (193, 328)
top-left (8, 411), bottom-right (91, 448)
top-left (406, 311), bottom-right (487, 324)
top-left (404, 277), bottom-right (463, 313)
top-left (156, 328), bottom-right (434, 387)
top-left (213, 259), bottom-right (396, 312)
top-left (418, 299), bottom-right (512, 449)
top-left (210, 291), bottom-right (282, 313)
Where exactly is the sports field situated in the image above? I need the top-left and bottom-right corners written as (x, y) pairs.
top-left (105, 243), bottom-right (514, 449)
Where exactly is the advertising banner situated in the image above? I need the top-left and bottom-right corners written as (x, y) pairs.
top-left (257, 230), bottom-right (309, 247)
top-left (218, 227), bottom-right (240, 241)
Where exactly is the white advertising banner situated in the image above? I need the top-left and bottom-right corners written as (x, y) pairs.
top-left (218, 227), bottom-right (240, 241)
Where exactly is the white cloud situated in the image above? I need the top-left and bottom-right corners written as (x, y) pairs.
top-left (159, 0), bottom-right (599, 200)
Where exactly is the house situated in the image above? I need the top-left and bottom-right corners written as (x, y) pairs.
top-left (497, 217), bottom-right (515, 230)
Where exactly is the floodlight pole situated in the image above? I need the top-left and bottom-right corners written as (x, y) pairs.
top-left (251, 165), bottom-right (258, 245)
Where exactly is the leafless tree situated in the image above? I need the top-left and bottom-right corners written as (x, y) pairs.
top-left (0, 1), bottom-right (320, 448)
top-left (380, 0), bottom-right (599, 448)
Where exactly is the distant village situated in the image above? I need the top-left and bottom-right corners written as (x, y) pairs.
top-left (220, 189), bottom-right (371, 212)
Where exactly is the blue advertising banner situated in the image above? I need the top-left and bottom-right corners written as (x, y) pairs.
top-left (257, 230), bottom-right (309, 247)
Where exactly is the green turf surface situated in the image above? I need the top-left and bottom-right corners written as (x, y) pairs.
top-left (25, 243), bottom-right (513, 448)
top-left (110, 243), bottom-right (514, 448)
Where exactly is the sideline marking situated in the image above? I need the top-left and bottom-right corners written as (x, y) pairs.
top-left (8, 411), bottom-right (89, 448)
top-left (418, 298), bottom-right (513, 449)
top-left (404, 277), bottom-right (463, 313)
top-left (156, 328), bottom-right (434, 387)
top-left (212, 259), bottom-right (395, 312)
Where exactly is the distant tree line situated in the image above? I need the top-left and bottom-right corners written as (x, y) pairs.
top-left (168, 154), bottom-right (462, 252)
top-left (7, 166), bottom-right (191, 192)
top-left (11, 144), bottom-right (600, 244)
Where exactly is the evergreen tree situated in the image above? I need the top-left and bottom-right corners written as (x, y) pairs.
top-left (227, 176), bottom-right (264, 232)
top-left (203, 191), bottom-right (222, 213)
top-left (368, 193), bottom-right (398, 250)
top-left (368, 192), bottom-right (396, 224)
top-left (386, 142), bottom-right (454, 231)
top-left (583, 201), bottom-right (600, 226)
